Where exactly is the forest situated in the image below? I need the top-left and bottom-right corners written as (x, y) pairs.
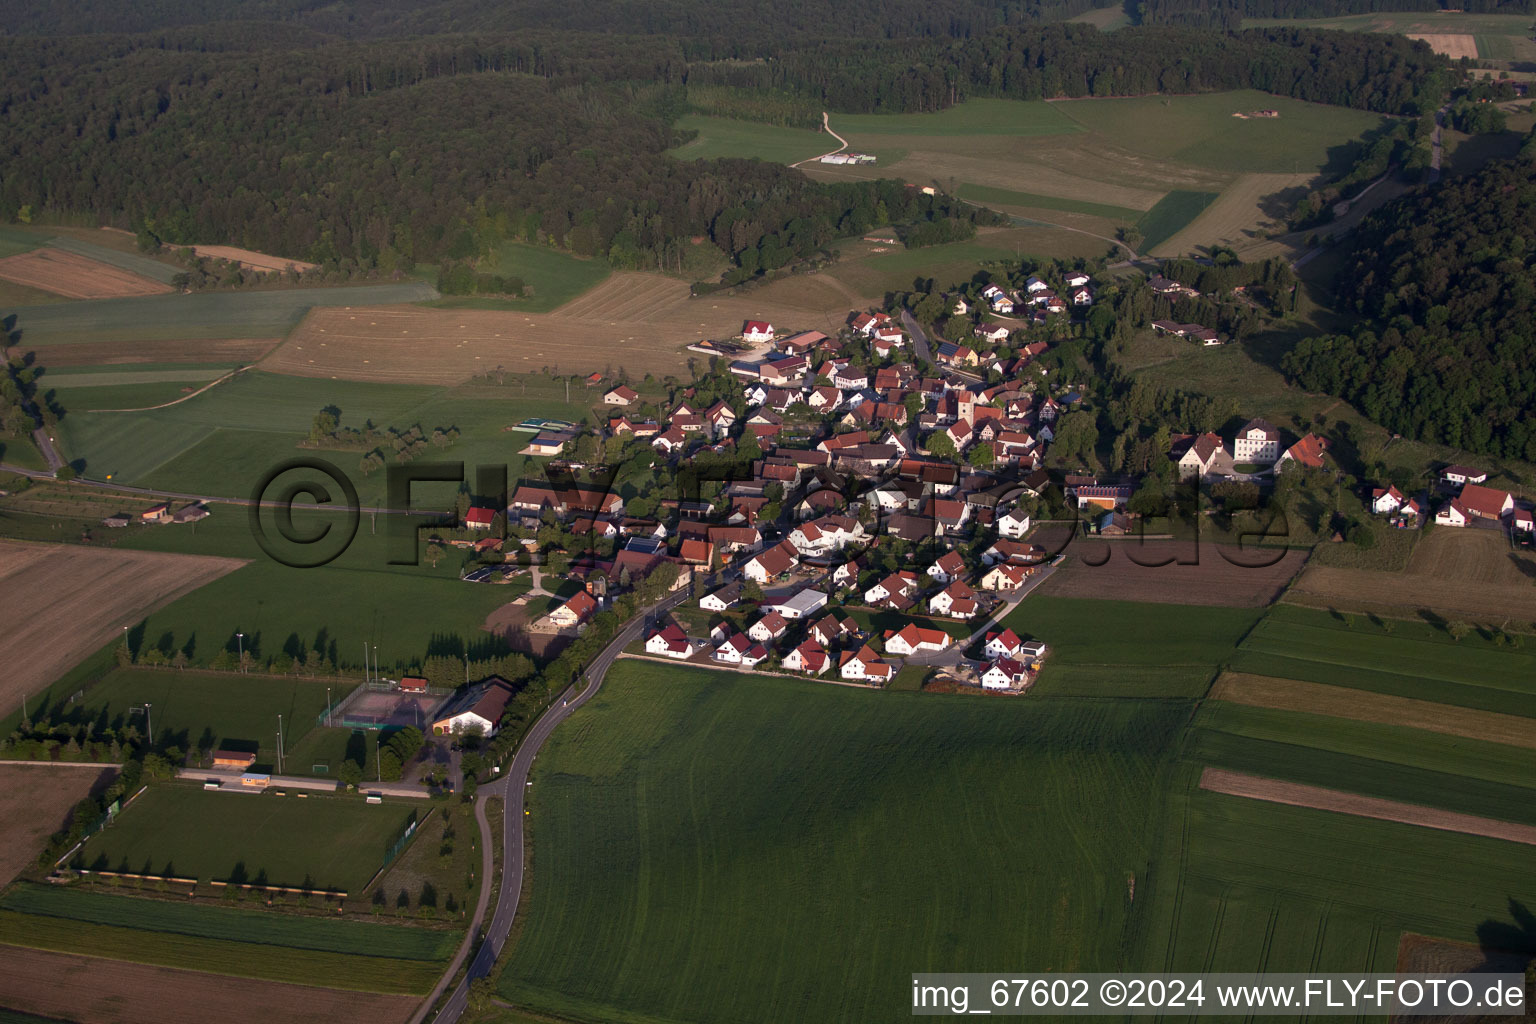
top-left (0, 22), bottom-right (1445, 279)
top-left (1142, 0), bottom-right (1533, 31)
top-left (1281, 157), bottom-right (1536, 461)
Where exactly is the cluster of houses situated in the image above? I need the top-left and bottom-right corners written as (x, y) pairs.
top-left (1371, 465), bottom-right (1534, 535)
top-left (975, 273), bottom-right (1094, 330)
top-left (101, 502), bottom-right (210, 528)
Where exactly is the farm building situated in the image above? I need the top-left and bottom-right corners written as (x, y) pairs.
top-left (765, 589), bottom-right (830, 620)
top-left (431, 677), bottom-right (518, 736)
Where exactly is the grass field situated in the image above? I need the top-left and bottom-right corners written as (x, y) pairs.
top-left (1136, 190), bottom-right (1220, 252)
top-left (1001, 596), bottom-right (1262, 697)
top-left (499, 660), bottom-right (1187, 1024)
top-left (436, 242), bottom-right (616, 314)
top-left (0, 226), bottom-right (46, 259)
top-left (669, 115), bottom-right (832, 163)
top-left (27, 667), bottom-right (343, 766)
top-left (955, 183), bottom-right (1142, 221)
top-left (9, 281), bottom-right (438, 347)
top-left (0, 884), bottom-right (457, 960)
top-left (44, 235), bottom-right (182, 285)
top-left (1228, 604), bottom-right (1536, 717)
top-left (74, 785), bottom-right (418, 892)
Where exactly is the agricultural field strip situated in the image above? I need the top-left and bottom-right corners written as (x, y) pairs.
top-left (0, 248), bottom-right (172, 299)
top-left (0, 911), bottom-right (442, 994)
top-left (43, 368), bottom-right (229, 387)
top-left (1238, 618), bottom-right (1536, 694)
top-left (0, 541), bottom-right (247, 716)
top-left (44, 235), bottom-right (183, 284)
top-left (0, 945), bottom-right (421, 1024)
top-left (1210, 671), bottom-right (1536, 750)
top-left (1198, 767), bottom-right (1536, 846)
top-left (0, 765), bottom-right (115, 887)
top-left (0, 884), bottom-right (457, 960)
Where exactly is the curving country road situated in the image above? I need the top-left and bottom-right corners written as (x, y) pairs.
top-left (419, 582), bottom-right (697, 1024)
top-left (790, 111), bottom-right (849, 169)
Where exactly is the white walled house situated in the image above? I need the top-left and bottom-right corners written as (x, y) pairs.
top-left (997, 509), bottom-right (1032, 539)
top-left (1232, 418), bottom-right (1281, 465)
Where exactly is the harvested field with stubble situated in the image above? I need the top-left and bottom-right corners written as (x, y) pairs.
top-left (0, 540), bottom-right (245, 713)
top-left (0, 248), bottom-right (172, 299)
top-left (1199, 767), bottom-right (1536, 845)
top-left (0, 945), bottom-right (417, 1024)
top-left (1406, 33), bottom-right (1479, 60)
top-left (1044, 541), bottom-right (1307, 607)
top-left (263, 271), bottom-right (868, 384)
top-left (1286, 528), bottom-right (1536, 624)
top-left (1210, 672), bottom-right (1536, 750)
top-left (0, 764), bottom-right (116, 885)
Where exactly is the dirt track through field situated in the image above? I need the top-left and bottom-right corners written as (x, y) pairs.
top-left (1199, 767), bottom-right (1536, 845)
top-left (1043, 542), bottom-right (1308, 607)
top-left (262, 270), bottom-right (869, 384)
top-left (0, 540), bottom-right (246, 714)
top-left (0, 945), bottom-right (417, 1024)
top-left (0, 248), bottom-right (173, 299)
top-left (1210, 672), bottom-right (1536, 749)
top-left (0, 764), bottom-right (117, 885)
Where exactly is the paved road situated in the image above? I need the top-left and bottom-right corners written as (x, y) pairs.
top-left (421, 581), bottom-right (699, 1024)
top-left (899, 308), bottom-right (934, 366)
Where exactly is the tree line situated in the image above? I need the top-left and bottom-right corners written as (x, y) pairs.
top-left (1282, 157), bottom-right (1536, 461)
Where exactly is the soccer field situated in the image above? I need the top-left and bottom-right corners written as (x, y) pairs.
top-left (75, 785), bottom-right (418, 892)
top-left (499, 661), bottom-right (1188, 1024)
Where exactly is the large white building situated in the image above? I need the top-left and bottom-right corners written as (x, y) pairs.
top-left (1232, 418), bottom-right (1281, 465)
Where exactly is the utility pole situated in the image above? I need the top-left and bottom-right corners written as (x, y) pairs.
top-left (326, 686), bottom-right (332, 727)
top-left (363, 642), bottom-right (369, 684)
top-left (236, 632), bottom-right (245, 673)
top-left (145, 703), bottom-right (153, 746)
top-left (277, 714), bottom-right (284, 773)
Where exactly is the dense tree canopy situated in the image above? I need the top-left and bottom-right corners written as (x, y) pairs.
top-left (1143, 0), bottom-right (1532, 32)
top-left (1282, 159), bottom-right (1536, 460)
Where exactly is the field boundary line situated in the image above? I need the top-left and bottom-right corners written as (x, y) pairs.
top-left (1198, 766), bottom-right (1536, 846)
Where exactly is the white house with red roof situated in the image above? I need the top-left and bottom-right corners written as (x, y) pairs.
top-left (604, 385), bottom-right (639, 406)
top-left (782, 640), bottom-right (829, 675)
top-left (984, 629), bottom-right (1022, 659)
top-left (883, 624), bottom-right (951, 656)
top-left (839, 645), bottom-right (893, 683)
top-left (926, 550), bottom-right (967, 584)
top-left (743, 540), bottom-right (799, 583)
top-left (645, 625), bottom-right (692, 659)
top-left (981, 658), bottom-right (1029, 691)
top-left (1458, 483), bottom-right (1514, 520)
top-left (1435, 499), bottom-right (1469, 528)
top-left (544, 590), bottom-right (598, 629)
top-left (1370, 485), bottom-right (1405, 515)
top-left (464, 506), bottom-right (496, 530)
top-left (1441, 465), bottom-right (1487, 486)
top-left (748, 611), bottom-right (789, 644)
top-left (742, 320), bottom-right (775, 343)
top-left (928, 580), bottom-right (979, 619)
top-left (980, 563), bottom-right (1032, 592)
top-left (1276, 433), bottom-right (1328, 473)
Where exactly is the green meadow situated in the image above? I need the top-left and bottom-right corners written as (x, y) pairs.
top-left (499, 661), bottom-right (1187, 1023)
top-left (669, 115), bottom-right (832, 163)
top-left (1003, 596), bottom-right (1262, 697)
top-left (73, 784), bottom-right (417, 892)
top-left (9, 281), bottom-right (438, 345)
top-left (1136, 190), bottom-right (1220, 252)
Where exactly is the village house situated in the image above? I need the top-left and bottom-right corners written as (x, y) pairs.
top-left (431, 677), bottom-right (518, 736)
top-left (980, 563), bottom-right (1032, 592)
top-left (996, 508), bottom-right (1032, 539)
top-left (864, 570), bottom-right (920, 607)
top-left (1370, 485), bottom-right (1405, 515)
top-left (645, 625), bottom-right (693, 659)
top-left (782, 640), bottom-right (830, 675)
top-left (1232, 418), bottom-right (1281, 464)
top-left (1441, 464), bottom-right (1488, 487)
top-left (1435, 499), bottom-right (1469, 528)
top-left (748, 611), bottom-right (790, 644)
top-left (743, 540), bottom-right (799, 583)
top-left (699, 581), bottom-right (743, 612)
top-left (544, 589), bottom-right (598, 629)
top-left (981, 658), bottom-right (1029, 691)
top-left (1275, 433), bottom-right (1328, 473)
top-left (926, 550), bottom-right (967, 584)
top-left (928, 580), bottom-right (979, 619)
top-left (809, 614), bottom-right (859, 647)
top-left (713, 633), bottom-right (766, 667)
top-left (839, 645), bottom-right (893, 683)
top-left (604, 385), bottom-right (639, 406)
top-left (983, 628), bottom-right (1022, 659)
top-left (679, 538), bottom-right (714, 567)
top-left (883, 624), bottom-right (951, 656)
top-left (464, 506), bottom-right (496, 530)
top-left (742, 320), bottom-right (775, 343)
top-left (1174, 432), bottom-right (1233, 479)
top-left (788, 515), bottom-right (866, 558)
